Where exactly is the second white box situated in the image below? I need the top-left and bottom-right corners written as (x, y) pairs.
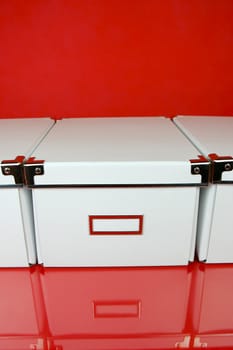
top-left (25, 117), bottom-right (209, 266)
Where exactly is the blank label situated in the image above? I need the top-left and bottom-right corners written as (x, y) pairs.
top-left (89, 215), bottom-right (143, 235)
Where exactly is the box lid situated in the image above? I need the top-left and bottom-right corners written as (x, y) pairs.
top-left (26, 117), bottom-right (209, 186)
top-left (174, 116), bottom-right (233, 183)
top-left (0, 118), bottom-right (54, 186)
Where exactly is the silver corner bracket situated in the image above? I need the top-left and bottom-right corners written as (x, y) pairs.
top-left (1, 155), bottom-right (25, 185)
top-left (24, 157), bottom-right (45, 187)
top-left (208, 153), bottom-right (233, 183)
top-left (190, 155), bottom-right (210, 185)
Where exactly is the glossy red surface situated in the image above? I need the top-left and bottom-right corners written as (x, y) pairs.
top-left (1, 263), bottom-right (233, 349)
top-left (0, 0), bottom-right (232, 118)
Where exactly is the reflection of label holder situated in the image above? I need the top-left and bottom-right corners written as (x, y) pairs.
top-left (208, 153), bottom-right (233, 183)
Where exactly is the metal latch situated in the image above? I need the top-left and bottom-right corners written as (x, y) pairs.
top-left (208, 153), bottom-right (233, 183)
top-left (190, 155), bottom-right (210, 185)
top-left (24, 157), bottom-right (45, 186)
top-left (1, 155), bottom-right (25, 185)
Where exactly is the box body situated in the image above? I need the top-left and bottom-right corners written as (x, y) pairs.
top-left (174, 116), bottom-right (233, 263)
top-left (33, 186), bottom-right (199, 266)
top-left (0, 118), bottom-right (54, 266)
top-left (0, 187), bottom-right (29, 266)
top-left (28, 117), bottom-right (208, 266)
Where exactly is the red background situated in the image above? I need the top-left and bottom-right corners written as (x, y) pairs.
top-left (0, 0), bottom-right (232, 119)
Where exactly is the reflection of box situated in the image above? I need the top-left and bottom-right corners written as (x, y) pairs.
top-left (174, 116), bottom-right (233, 263)
top-left (0, 119), bottom-right (54, 266)
top-left (27, 117), bottom-right (209, 266)
top-left (0, 269), bottom-right (40, 350)
top-left (41, 266), bottom-right (192, 349)
top-left (191, 264), bottom-right (233, 348)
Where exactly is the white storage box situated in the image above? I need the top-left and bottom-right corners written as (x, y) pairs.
top-left (0, 118), bottom-right (54, 266)
top-left (174, 116), bottom-right (233, 263)
top-left (25, 117), bottom-right (210, 267)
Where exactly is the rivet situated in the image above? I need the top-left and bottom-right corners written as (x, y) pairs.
top-left (193, 166), bottom-right (200, 174)
top-left (34, 167), bottom-right (42, 175)
top-left (224, 163), bottom-right (232, 171)
top-left (3, 167), bottom-right (11, 175)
